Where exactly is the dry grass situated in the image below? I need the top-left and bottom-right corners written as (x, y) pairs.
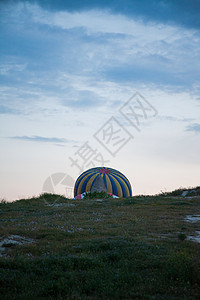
top-left (0, 193), bottom-right (200, 299)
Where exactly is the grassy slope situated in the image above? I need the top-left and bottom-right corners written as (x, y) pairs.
top-left (0, 193), bottom-right (200, 300)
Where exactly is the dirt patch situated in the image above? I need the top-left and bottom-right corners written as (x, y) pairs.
top-left (185, 215), bottom-right (200, 223)
top-left (187, 231), bottom-right (200, 244)
top-left (0, 235), bottom-right (35, 256)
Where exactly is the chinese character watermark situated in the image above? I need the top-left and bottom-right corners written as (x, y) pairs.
top-left (69, 141), bottom-right (110, 173)
top-left (42, 91), bottom-right (158, 201)
top-left (119, 92), bottom-right (158, 131)
top-left (93, 117), bottom-right (133, 157)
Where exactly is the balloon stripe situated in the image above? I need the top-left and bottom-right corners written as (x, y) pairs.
top-left (113, 174), bottom-right (127, 197)
top-left (113, 177), bottom-right (123, 197)
top-left (81, 171), bottom-right (97, 194)
top-left (105, 174), bottom-right (112, 193)
top-left (74, 167), bottom-right (132, 197)
top-left (74, 169), bottom-right (93, 194)
top-left (90, 174), bottom-right (100, 190)
top-left (86, 173), bottom-right (99, 192)
top-left (77, 172), bottom-right (94, 195)
top-left (111, 173), bottom-right (130, 197)
top-left (108, 174), bottom-right (119, 196)
top-left (103, 174), bottom-right (107, 189)
top-left (112, 172), bottom-right (132, 196)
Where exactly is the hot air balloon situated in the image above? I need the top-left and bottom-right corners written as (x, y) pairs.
top-left (74, 167), bottom-right (132, 198)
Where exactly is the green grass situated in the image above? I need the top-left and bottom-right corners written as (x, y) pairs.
top-left (0, 192), bottom-right (200, 299)
top-left (162, 186), bottom-right (200, 196)
top-left (82, 191), bottom-right (113, 199)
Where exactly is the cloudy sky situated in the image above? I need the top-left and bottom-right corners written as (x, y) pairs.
top-left (0, 0), bottom-right (200, 200)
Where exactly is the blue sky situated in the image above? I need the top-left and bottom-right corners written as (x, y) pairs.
top-left (0, 0), bottom-right (200, 200)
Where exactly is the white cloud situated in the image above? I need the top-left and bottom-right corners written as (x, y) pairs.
top-left (28, 4), bottom-right (186, 41)
top-left (0, 1), bottom-right (200, 200)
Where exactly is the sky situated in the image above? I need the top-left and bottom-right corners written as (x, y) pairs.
top-left (0, 0), bottom-right (200, 201)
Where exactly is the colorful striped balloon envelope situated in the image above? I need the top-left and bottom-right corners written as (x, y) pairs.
top-left (74, 167), bottom-right (132, 198)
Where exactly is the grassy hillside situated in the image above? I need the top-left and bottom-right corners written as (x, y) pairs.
top-left (0, 191), bottom-right (200, 299)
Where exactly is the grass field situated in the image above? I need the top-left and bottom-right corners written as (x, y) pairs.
top-left (0, 191), bottom-right (200, 299)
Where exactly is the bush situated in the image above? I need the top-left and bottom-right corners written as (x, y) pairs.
top-left (83, 191), bottom-right (113, 199)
